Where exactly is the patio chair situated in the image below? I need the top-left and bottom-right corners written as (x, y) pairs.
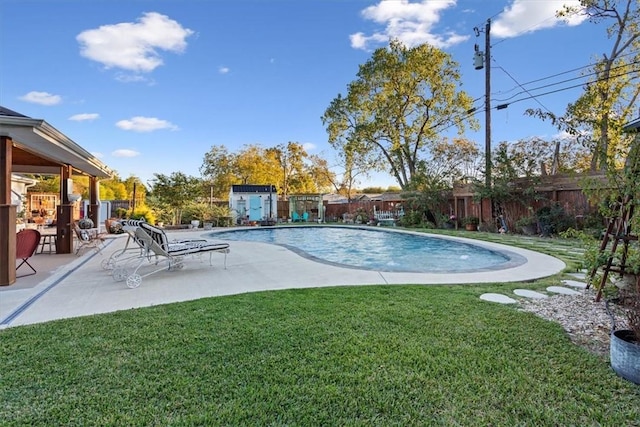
top-left (73, 222), bottom-right (107, 255)
top-left (115, 222), bottom-right (230, 288)
top-left (16, 229), bottom-right (41, 277)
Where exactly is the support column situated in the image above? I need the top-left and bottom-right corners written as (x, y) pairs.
top-left (88, 176), bottom-right (99, 228)
top-left (56, 165), bottom-right (73, 254)
top-left (1, 136), bottom-right (16, 285)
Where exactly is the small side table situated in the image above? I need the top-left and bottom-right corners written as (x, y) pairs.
top-left (38, 230), bottom-right (57, 254)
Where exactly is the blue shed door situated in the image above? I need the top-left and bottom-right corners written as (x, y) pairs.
top-left (248, 196), bottom-right (262, 221)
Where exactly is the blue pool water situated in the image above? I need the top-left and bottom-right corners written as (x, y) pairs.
top-left (210, 226), bottom-right (524, 273)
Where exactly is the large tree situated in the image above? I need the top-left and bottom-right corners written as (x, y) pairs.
top-left (266, 142), bottom-right (314, 199)
top-left (202, 142), bottom-right (330, 199)
top-left (200, 145), bottom-right (238, 199)
top-left (558, 0), bottom-right (640, 171)
top-left (148, 172), bottom-right (202, 225)
top-left (322, 40), bottom-right (478, 190)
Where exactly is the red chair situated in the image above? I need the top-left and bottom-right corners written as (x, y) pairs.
top-left (16, 229), bottom-right (41, 277)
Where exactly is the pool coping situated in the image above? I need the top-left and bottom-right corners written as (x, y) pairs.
top-left (0, 226), bottom-right (566, 328)
top-left (208, 225), bottom-right (529, 274)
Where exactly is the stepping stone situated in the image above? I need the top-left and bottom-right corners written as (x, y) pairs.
top-left (561, 279), bottom-right (587, 289)
top-left (568, 272), bottom-right (586, 280)
top-left (513, 289), bottom-right (548, 299)
top-left (546, 286), bottom-right (582, 295)
top-left (480, 293), bottom-right (517, 304)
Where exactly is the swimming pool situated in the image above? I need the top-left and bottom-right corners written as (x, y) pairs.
top-left (209, 226), bottom-right (526, 273)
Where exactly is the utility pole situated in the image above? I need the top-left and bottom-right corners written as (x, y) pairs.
top-left (474, 19), bottom-right (493, 224)
top-left (484, 19), bottom-right (491, 189)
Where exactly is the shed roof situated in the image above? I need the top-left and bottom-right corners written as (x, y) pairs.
top-left (231, 184), bottom-right (277, 193)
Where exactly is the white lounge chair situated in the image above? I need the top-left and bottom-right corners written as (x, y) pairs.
top-left (115, 222), bottom-right (230, 288)
top-left (101, 219), bottom-right (147, 271)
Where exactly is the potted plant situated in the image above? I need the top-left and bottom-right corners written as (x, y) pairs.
top-left (462, 216), bottom-right (479, 231)
top-left (610, 274), bottom-right (640, 385)
top-left (441, 214), bottom-right (457, 229)
top-left (587, 228), bottom-right (640, 384)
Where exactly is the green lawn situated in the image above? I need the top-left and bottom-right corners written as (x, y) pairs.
top-left (2, 231), bottom-right (638, 425)
top-left (1, 284), bottom-right (639, 425)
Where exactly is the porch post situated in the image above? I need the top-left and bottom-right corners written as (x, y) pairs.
top-left (0, 136), bottom-right (16, 285)
top-left (88, 176), bottom-right (100, 228)
top-left (56, 165), bottom-right (74, 254)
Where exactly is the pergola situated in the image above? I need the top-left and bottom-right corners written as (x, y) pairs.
top-left (1, 106), bottom-right (114, 286)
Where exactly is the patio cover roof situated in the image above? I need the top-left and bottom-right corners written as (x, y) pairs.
top-left (1, 106), bottom-right (115, 286)
top-left (1, 106), bottom-right (113, 178)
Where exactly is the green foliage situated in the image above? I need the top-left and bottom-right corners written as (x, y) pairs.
top-left (515, 214), bottom-right (537, 228)
top-left (398, 189), bottom-right (444, 228)
top-left (28, 175), bottom-right (60, 193)
top-left (113, 207), bottom-right (127, 218)
top-left (536, 204), bottom-right (574, 235)
top-left (625, 287), bottom-right (640, 341)
top-left (183, 202), bottom-right (210, 223)
top-left (397, 210), bottom-right (427, 227)
top-left (473, 142), bottom-right (546, 208)
top-left (148, 172), bottom-right (202, 225)
top-left (128, 206), bottom-right (156, 224)
top-left (322, 39), bottom-right (478, 190)
top-left (201, 142), bottom-right (327, 199)
top-left (99, 178), bottom-right (129, 200)
top-left (552, 1), bottom-right (640, 172)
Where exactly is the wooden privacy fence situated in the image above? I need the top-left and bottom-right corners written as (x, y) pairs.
top-left (453, 173), bottom-right (608, 230)
top-left (318, 173), bottom-right (608, 229)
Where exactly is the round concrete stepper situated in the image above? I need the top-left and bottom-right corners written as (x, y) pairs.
top-left (561, 279), bottom-right (587, 289)
top-left (546, 286), bottom-right (582, 295)
top-left (480, 293), bottom-right (518, 304)
top-left (513, 289), bottom-right (548, 299)
top-left (568, 272), bottom-right (587, 280)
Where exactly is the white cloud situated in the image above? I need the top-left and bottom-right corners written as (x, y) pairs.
top-left (218, 66), bottom-right (230, 74)
top-left (112, 149), bottom-right (140, 158)
top-left (302, 142), bottom-right (317, 152)
top-left (76, 12), bottom-right (194, 73)
top-left (19, 91), bottom-right (61, 106)
top-left (492, 0), bottom-right (587, 38)
top-left (350, 0), bottom-right (466, 50)
top-left (69, 113), bottom-right (99, 121)
top-left (351, 0), bottom-right (588, 50)
top-left (116, 116), bottom-right (178, 132)
top-left (92, 151), bottom-right (104, 158)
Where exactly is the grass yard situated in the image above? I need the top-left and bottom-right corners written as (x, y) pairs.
top-left (1, 284), bottom-right (638, 426)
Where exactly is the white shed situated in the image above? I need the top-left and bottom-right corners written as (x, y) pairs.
top-left (228, 184), bottom-right (278, 225)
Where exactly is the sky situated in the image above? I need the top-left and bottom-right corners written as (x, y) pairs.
top-left (0, 0), bottom-right (615, 189)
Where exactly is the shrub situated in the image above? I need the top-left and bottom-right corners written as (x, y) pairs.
top-left (536, 204), bottom-right (573, 236)
top-left (129, 206), bottom-right (157, 225)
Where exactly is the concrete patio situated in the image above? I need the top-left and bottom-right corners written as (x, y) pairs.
top-left (1, 228), bottom-right (566, 328)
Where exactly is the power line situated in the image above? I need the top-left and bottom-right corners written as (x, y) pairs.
top-left (492, 60), bottom-right (553, 114)
top-left (492, 50), bottom-right (640, 98)
top-left (492, 65), bottom-right (640, 109)
top-left (491, 60), bottom-right (640, 103)
top-left (430, 62), bottom-right (640, 136)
